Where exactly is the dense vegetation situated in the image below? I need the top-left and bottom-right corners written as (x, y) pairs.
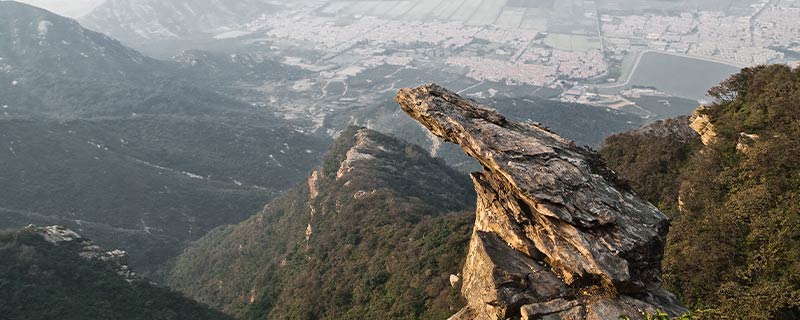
top-left (601, 65), bottom-right (800, 319)
top-left (600, 116), bottom-right (702, 211)
top-left (0, 118), bottom-right (328, 274)
top-left (169, 127), bottom-right (476, 319)
top-left (0, 2), bottom-right (330, 276)
top-left (0, 228), bottom-right (230, 320)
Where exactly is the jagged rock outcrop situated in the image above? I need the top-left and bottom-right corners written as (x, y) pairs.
top-left (396, 84), bottom-right (686, 320)
top-left (689, 106), bottom-right (717, 146)
top-left (24, 225), bottom-right (137, 281)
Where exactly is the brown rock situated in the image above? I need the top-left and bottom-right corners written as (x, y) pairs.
top-left (396, 84), bottom-right (686, 320)
top-left (689, 106), bottom-right (717, 146)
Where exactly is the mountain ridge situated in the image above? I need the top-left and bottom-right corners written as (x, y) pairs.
top-left (169, 126), bottom-right (476, 319)
top-left (80, 0), bottom-right (277, 44)
top-left (0, 2), bottom-right (330, 276)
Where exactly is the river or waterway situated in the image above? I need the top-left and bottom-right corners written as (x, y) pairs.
top-left (627, 52), bottom-right (740, 100)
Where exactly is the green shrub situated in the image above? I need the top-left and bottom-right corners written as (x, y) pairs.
top-left (602, 65), bottom-right (800, 319)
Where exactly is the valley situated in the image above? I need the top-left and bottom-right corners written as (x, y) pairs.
top-left (0, 1), bottom-right (798, 319)
top-left (0, 1), bottom-right (331, 277)
top-left (67, 0), bottom-right (799, 121)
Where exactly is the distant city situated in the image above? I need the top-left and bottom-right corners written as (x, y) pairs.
top-left (190, 0), bottom-right (798, 115)
top-left (10, 0), bottom-right (798, 120)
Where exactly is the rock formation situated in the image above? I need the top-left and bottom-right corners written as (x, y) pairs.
top-left (689, 106), bottom-right (717, 146)
top-left (24, 225), bottom-right (137, 281)
top-left (396, 84), bottom-right (686, 320)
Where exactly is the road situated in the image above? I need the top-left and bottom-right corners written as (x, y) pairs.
top-left (457, 80), bottom-right (486, 94)
top-left (749, 0), bottom-right (779, 46)
top-left (594, 0), bottom-right (605, 55)
top-left (597, 50), bottom-right (645, 89)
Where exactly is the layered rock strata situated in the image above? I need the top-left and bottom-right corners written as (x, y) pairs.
top-left (689, 106), bottom-right (717, 146)
top-left (396, 84), bottom-right (686, 320)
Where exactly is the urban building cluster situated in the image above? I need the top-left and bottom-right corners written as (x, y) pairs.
top-left (233, 0), bottom-right (798, 96)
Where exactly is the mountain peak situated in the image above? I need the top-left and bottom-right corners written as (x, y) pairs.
top-left (397, 84), bottom-right (687, 319)
top-left (0, 1), bottom-right (157, 81)
top-left (315, 126), bottom-right (474, 214)
top-left (80, 0), bottom-right (277, 43)
top-left (169, 126), bottom-right (476, 318)
top-left (332, 127), bottom-right (423, 180)
top-left (27, 224), bottom-right (83, 244)
top-left (334, 128), bottom-right (386, 180)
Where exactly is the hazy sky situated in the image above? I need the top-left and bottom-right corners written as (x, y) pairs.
top-left (8, 0), bottom-right (106, 18)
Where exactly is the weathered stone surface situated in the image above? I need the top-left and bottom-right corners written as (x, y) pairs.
top-left (449, 306), bottom-right (481, 320)
top-left (307, 170), bottom-right (321, 199)
top-left (689, 106), bottom-right (717, 146)
top-left (735, 132), bottom-right (759, 153)
top-left (521, 299), bottom-right (581, 319)
top-left (460, 231), bottom-right (539, 318)
top-left (335, 130), bottom-right (378, 179)
top-left (397, 84), bottom-right (686, 319)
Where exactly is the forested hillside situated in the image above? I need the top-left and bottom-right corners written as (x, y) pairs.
top-left (169, 127), bottom-right (476, 319)
top-left (0, 226), bottom-right (230, 320)
top-left (601, 64), bottom-right (800, 319)
top-left (0, 2), bottom-right (329, 275)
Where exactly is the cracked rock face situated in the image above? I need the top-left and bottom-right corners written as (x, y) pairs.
top-left (396, 84), bottom-right (686, 320)
top-left (689, 106), bottom-right (717, 146)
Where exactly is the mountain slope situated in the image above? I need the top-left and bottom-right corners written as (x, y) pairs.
top-left (168, 127), bottom-right (476, 319)
top-left (6, 0), bottom-right (105, 18)
top-left (0, 1), bottom-right (267, 119)
top-left (0, 118), bottom-right (327, 271)
top-left (600, 116), bottom-right (701, 211)
top-left (172, 49), bottom-right (311, 85)
top-left (0, 2), bottom-right (330, 275)
top-left (600, 64), bottom-right (800, 318)
top-left (80, 0), bottom-right (276, 44)
top-left (0, 1), bottom-right (162, 80)
top-left (0, 225), bottom-right (231, 320)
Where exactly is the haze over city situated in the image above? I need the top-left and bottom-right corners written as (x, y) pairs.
top-left (0, 1), bottom-right (798, 319)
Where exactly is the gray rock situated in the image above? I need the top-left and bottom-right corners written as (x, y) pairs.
top-left (450, 274), bottom-right (461, 288)
top-left (521, 299), bottom-right (582, 319)
top-left (26, 225), bottom-right (137, 281)
top-left (396, 84), bottom-right (687, 320)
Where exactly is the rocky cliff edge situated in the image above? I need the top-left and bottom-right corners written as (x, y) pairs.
top-left (396, 84), bottom-right (686, 320)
